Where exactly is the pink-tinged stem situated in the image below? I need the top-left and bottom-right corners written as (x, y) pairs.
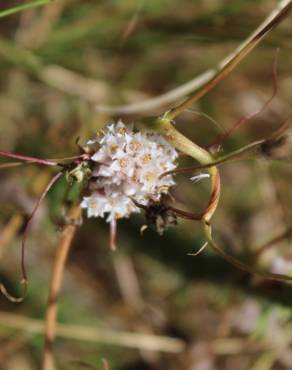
top-left (208, 49), bottom-right (279, 149)
top-left (0, 150), bottom-right (58, 166)
top-left (48, 154), bottom-right (90, 162)
top-left (21, 171), bottom-right (64, 283)
top-left (0, 171), bottom-right (64, 303)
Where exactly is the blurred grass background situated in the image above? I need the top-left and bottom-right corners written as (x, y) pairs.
top-left (0, 0), bottom-right (292, 369)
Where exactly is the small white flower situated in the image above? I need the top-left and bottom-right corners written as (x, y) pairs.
top-left (80, 121), bottom-right (178, 248)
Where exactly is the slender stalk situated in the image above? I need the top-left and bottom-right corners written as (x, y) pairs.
top-left (0, 0), bottom-right (51, 18)
top-left (148, 1), bottom-right (292, 282)
top-left (265, 116), bottom-right (292, 144)
top-left (0, 150), bottom-right (58, 167)
top-left (204, 222), bottom-right (292, 283)
top-left (42, 204), bottom-right (81, 370)
top-left (208, 49), bottom-right (279, 148)
top-left (167, 205), bottom-right (202, 221)
top-left (253, 228), bottom-right (292, 258)
top-left (166, 0), bottom-right (292, 121)
top-left (21, 172), bottom-right (64, 286)
top-left (154, 0), bottom-right (292, 222)
top-left (161, 115), bottom-right (292, 178)
top-left (96, 2), bottom-right (291, 116)
top-left (96, 70), bottom-right (214, 115)
top-left (156, 116), bottom-right (220, 222)
top-left (0, 171), bottom-right (64, 303)
top-left (160, 140), bottom-right (265, 178)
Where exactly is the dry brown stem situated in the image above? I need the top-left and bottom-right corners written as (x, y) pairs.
top-left (0, 311), bottom-right (185, 353)
top-left (42, 204), bottom-right (81, 370)
top-left (167, 0), bottom-right (292, 120)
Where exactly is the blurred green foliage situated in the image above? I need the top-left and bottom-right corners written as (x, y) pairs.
top-left (0, 1), bottom-right (292, 369)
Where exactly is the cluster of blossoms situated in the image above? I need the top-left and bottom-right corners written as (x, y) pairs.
top-left (80, 121), bottom-right (178, 246)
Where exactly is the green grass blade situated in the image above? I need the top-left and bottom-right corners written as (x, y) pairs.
top-left (0, 0), bottom-right (51, 18)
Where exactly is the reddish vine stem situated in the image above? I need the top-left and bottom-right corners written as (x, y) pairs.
top-left (208, 48), bottom-right (280, 148)
top-left (159, 140), bottom-right (264, 179)
top-left (42, 204), bottom-right (81, 370)
top-left (0, 171), bottom-right (64, 303)
top-left (160, 114), bottom-right (292, 180)
top-left (0, 150), bottom-right (58, 166)
top-left (21, 172), bottom-right (64, 285)
top-left (253, 228), bottom-right (292, 258)
top-left (166, 2), bottom-right (292, 121)
top-left (167, 205), bottom-right (202, 221)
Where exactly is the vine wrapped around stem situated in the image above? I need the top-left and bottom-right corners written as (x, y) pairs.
top-left (155, 115), bottom-right (220, 223)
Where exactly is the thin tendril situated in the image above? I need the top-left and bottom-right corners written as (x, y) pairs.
top-left (185, 109), bottom-right (226, 134)
top-left (0, 150), bottom-right (58, 166)
top-left (204, 221), bottom-right (292, 283)
top-left (209, 48), bottom-right (279, 148)
top-left (159, 140), bottom-right (264, 179)
top-left (21, 171), bottom-right (64, 283)
top-left (167, 205), bottom-right (202, 221)
top-left (0, 171), bottom-right (64, 303)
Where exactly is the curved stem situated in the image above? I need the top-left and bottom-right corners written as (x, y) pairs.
top-left (166, 0), bottom-right (292, 120)
top-left (160, 114), bottom-right (292, 179)
top-left (42, 204), bottom-right (81, 370)
top-left (22, 172), bottom-right (64, 285)
top-left (0, 171), bottom-right (64, 303)
top-left (253, 228), bottom-right (292, 258)
top-left (161, 139), bottom-right (265, 178)
top-left (167, 205), bottom-right (202, 221)
top-left (96, 1), bottom-right (292, 116)
top-left (204, 222), bottom-right (292, 283)
top-left (156, 117), bottom-right (220, 222)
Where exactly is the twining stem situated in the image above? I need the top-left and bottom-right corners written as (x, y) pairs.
top-left (21, 172), bottom-right (64, 285)
top-left (156, 116), bottom-right (220, 222)
top-left (167, 205), bottom-right (202, 221)
top-left (161, 140), bottom-right (265, 178)
top-left (150, 1), bottom-right (292, 284)
top-left (0, 150), bottom-right (58, 167)
top-left (157, 118), bottom-right (292, 283)
top-left (253, 228), bottom-right (292, 258)
top-left (204, 222), bottom-right (292, 283)
top-left (154, 1), bottom-right (292, 221)
top-left (161, 114), bottom-right (292, 178)
top-left (166, 0), bottom-right (292, 120)
top-left (96, 1), bottom-right (291, 116)
top-left (0, 171), bottom-right (64, 303)
top-left (42, 204), bottom-right (81, 370)
top-left (156, 115), bottom-right (292, 223)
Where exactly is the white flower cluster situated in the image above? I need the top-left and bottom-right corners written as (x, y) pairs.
top-left (81, 121), bottom-right (178, 223)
